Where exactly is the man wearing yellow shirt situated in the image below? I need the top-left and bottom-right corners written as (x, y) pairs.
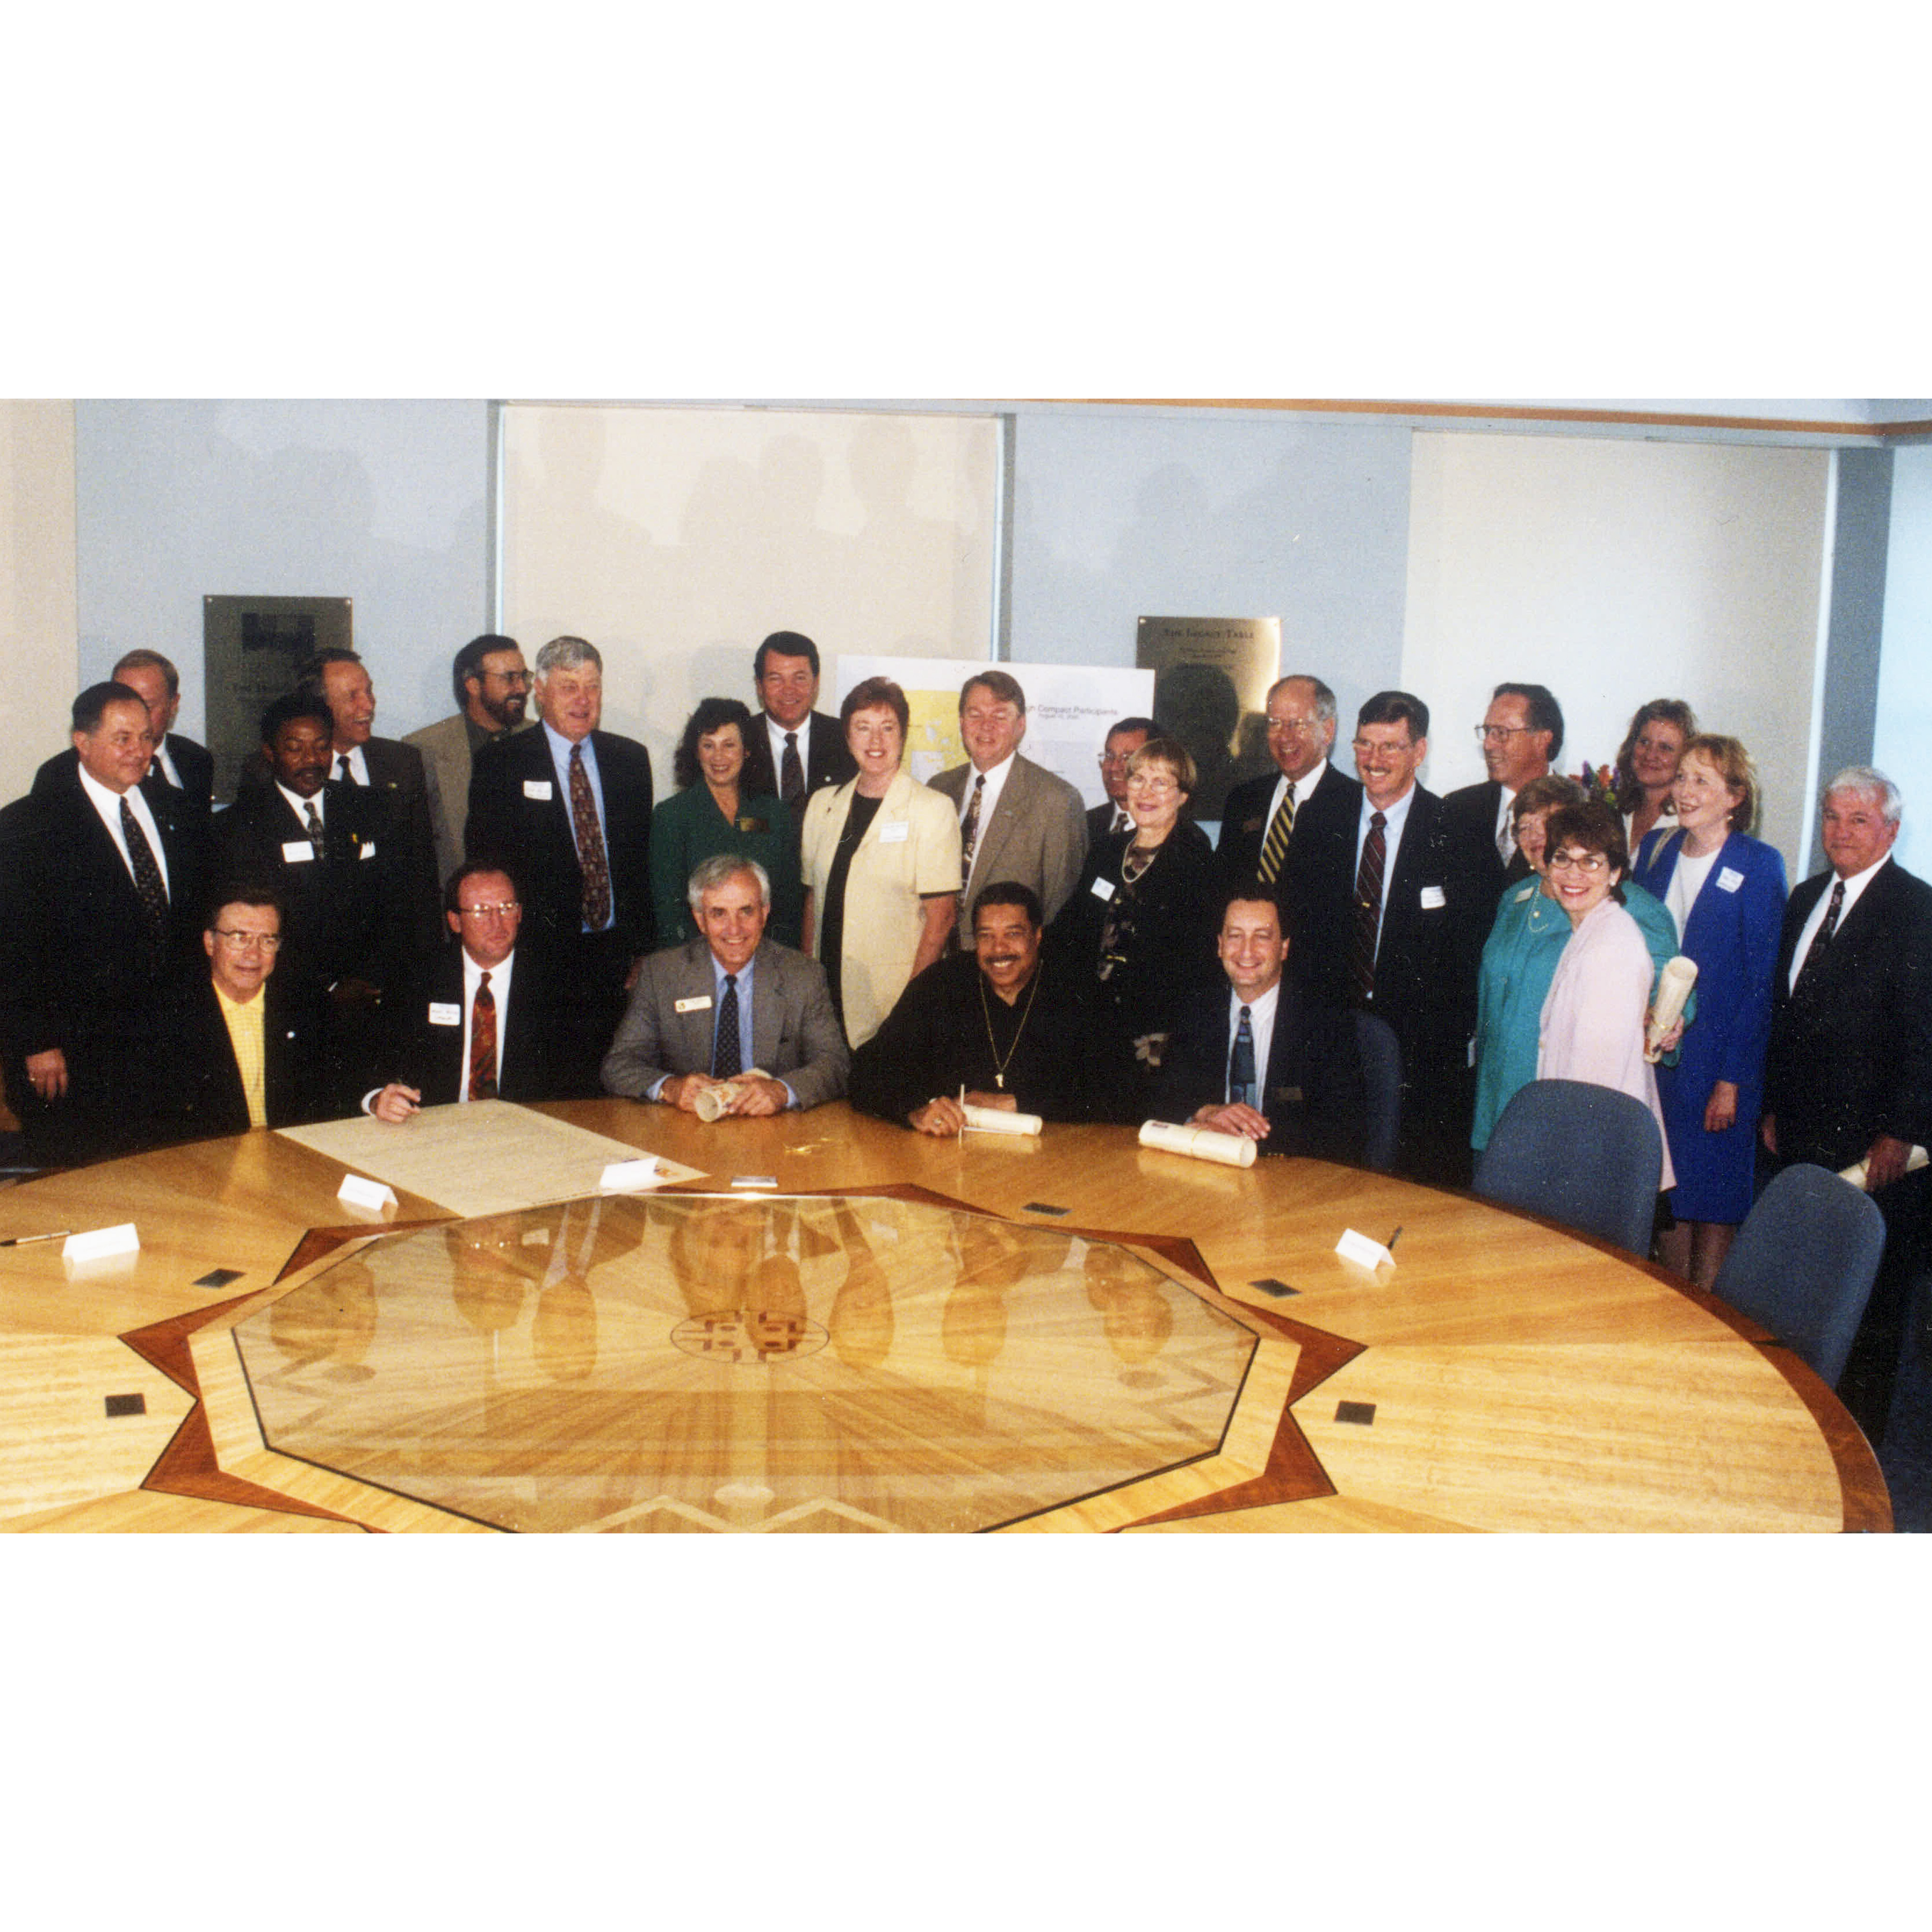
top-left (163, 887), bottom-right (337, 1140)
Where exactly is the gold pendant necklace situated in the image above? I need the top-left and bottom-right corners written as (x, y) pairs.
top-left (978, 963), bottom-right (1041, 1092)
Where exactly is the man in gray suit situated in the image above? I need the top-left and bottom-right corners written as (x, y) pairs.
top-left (930, 670), bottom-right (1088, 927)
top-left (601, 855), bottom-right (848, 1113)
top-left (404, 634), bottom-right (533, 886)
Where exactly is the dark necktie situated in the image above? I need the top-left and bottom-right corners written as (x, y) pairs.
top-left (303, 797), bottom-right (328, 860)
top-left (119, 797), bottom-right (168, 940)
top-left (1351, 811), bottom-right (1388, 1004)
top-left (1794, 880), bottom-right (1846, 997)
top-left (569, 742), bottom-right (613, 930)
top-left (337, 754), bottom-right (357, 785)
top-left (1112, 809), bottom-right (1131, 834)
top-left (469, 971), bottom-right (497, 1100)
top-left (713, 974), bottom-right (742, 1079)
top-left (1257, 789), bottom-right (1294, 884)
top-left (960, 774), bottom-right (986, 887)
top-left (1228, 1003), bottom-right (1257, 1108)
top-left (780, 731), bottom-right (805, 811)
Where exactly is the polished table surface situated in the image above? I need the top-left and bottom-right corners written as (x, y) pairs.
top-left (0, 1101), bottom-right (1888, 1532)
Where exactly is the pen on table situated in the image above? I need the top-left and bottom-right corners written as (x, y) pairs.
top-left (1385, 1225), bottom-right (1403, 1253)
top-left (0, 1230), bottom-right (70, 1247)
top-left (958, 1083), bottom-right (966, 1138)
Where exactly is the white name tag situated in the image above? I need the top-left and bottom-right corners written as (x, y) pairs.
top-left (1511, 882), bottom-right (1536, 903)
top-left (281, 840), bottom-right (315, 864)
top-left (360, 841), bottom-right (377, 860)
top-left (1420, 885), bottom-right (1446, 910)
top-left (1717, 867), bottom-right (1744, 894)
top-left (428, 1002), bottom-right (462, 1027)
top-left (878, 821), bottom-right (909, 844)
top-left (675, 995), bottom-right (714, 1014)
top-left (523, 779), bottom-right (553, 801)
top-left (1091, 876), bottom-right (1116, 901)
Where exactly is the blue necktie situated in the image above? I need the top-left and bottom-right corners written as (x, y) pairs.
top-left (1228, 1004), bottom-right (1256, 1109)
top-left (713, 975), bottom-right (742, 1079)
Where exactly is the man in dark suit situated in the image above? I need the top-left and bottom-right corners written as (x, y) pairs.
top-left (162, 886), bottom-right (335, 1140)
top-left (738, 630), bottom-right (858, 817)
top-left (1763, 767), bottom-right (1932, 1436)
top-left (930, 670), bottom-right (1090, 926)
top-left (368, 864), bottom-right (558, 1118)
top-left (0, 683), bottom-right (204, 1165)
top-left (1217, 674), bottom-right (1351, 903)
top-left (1284, 691), bottom-right (1465, 1185)
top-left (467, 635), bottom-right (655, 1098)
top-left (1156, 889), bottom-right (1365, 1162)
top-left (112, 649), bottom-right (213, 825)
top-left (602, 855), bottom-right (848, 1113)
top-left (1438, 681), bottom-right (1561, 942)
top-left (214, 693), bottom-right (413, 1109)
top-left (1087, 715), bottom-right (1156, 844)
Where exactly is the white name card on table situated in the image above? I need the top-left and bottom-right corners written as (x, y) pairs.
top-left (1137, 1120), bottom-right (1257, 1168)
top-left (1335, 1227), bottom-right (1396, 1271)
top-left (599, 1156), bottom-right (662, 1192)
top-left (962, 1104), bottom-right (1043, 1138)
top-left (63, 1223), bottom-right (140, 1264)
top-left (338, 1173), bottom-right (398, 1212)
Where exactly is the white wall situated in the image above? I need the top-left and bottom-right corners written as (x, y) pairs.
top-left (1872, 444), bottom-right (1932, 877)
top-left (1401, 432), bottom-right (1830, 874)
top-left (0, 401), bottom-right (79, 801)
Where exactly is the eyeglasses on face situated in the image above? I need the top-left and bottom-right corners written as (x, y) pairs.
top-left (212, 929), bottom-right (282, 950)
top-left (1476, 724), bottom-right (1535, 743)
top-left (1546, 851), bottom-right (1608, 875)
top-left (459, 901), bottom-right (521, 918)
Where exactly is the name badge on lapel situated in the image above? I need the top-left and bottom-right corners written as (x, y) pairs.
top-left (1420, 885), bottom-right (1446, 910)
top-left (281, 840), bottom-right (315, 864)
top-left (523, 779), bottom-right (553, 801)
top-left (879, 821), bottom-right (909, 844)
top-left (359, 840), bottom-right (378, 860)
top-left (675, 995), bottom-right (714, 1014)
top-left (428, 1002), bottom-right (462, 1027)
top-left (1091, 876), bottom-right (1116, 902)
top-left (1717, 867), bottom-right (1744, 894)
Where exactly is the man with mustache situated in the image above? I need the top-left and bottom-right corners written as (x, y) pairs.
top-left (849, 881), bottom-right (1096, 1133)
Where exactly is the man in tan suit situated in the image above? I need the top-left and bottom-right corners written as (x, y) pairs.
top-left (930, 670), bottom-right (1088, 927)
top-left (404, 634), bottom-right (533, 887)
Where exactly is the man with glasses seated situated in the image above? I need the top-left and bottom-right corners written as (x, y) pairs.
top-left (162, 885), bottom-right (337, 1139)
top-left (366, 864), bottom-right (559, 1120)
top-left (1216, 675), bottom-right (1350, 906)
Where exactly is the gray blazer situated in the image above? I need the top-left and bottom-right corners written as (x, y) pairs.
top-left (404, 711), bottom-right (534, 889)
top-left (930, 752), bottom-right (1089, 924)
top-left (600, 936), bottom-right (849, 1109)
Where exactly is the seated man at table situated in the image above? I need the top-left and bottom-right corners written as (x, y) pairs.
top-left (1154, 890), bottom-right (1366, 1162)
top-left (850, 881), bottom-right (1097, 1135)
top-left (601, 855), bottom-right (848, 1115)
top-left (163, 885), bottom-right (337, 1139)
top-left (366, 864), bottom-right (559, 1121)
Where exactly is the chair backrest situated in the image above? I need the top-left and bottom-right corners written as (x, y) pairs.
top-left (1472, 1079), bottom-right (1662, 1255)
top-left (1353, 1012), bottom-right (1402, 1174)
top-left (1711, 1162), bottom-right (1886, 1386)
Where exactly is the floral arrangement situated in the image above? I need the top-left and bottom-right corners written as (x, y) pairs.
top-left (1573, 762), bottom-right (1618, 810)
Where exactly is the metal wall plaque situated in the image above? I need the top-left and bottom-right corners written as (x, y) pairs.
top-left (203, 595), bottom-right (353, 801)
top-left (1135, 615), bottom-right (1282, 822)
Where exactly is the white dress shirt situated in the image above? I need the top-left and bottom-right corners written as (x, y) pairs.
top-left (1787, 855), bottom-right (1889, 993)
top-left (1354, 785), bottom-right (1417, 962)
top-left (76, 763), bottom-right (171, 895)
top-left (1261, 757), bottom-right (1331, 834)
top-left (958, 750), bottom-right (1017, 890)
top-left (763, 713), bottom-right (814, 785)
top-left (1224, 979), bottom-right (1282, 1103)
top-left (460, 947), bottom-right (516, 1100)
top-left (333, 744), bottom-right (370, 785)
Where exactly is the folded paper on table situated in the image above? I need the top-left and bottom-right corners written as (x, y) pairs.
top-left (63, 1223), bottom-right (140, 1264)
top-left (338, 1173), bottom-right (398, 1212)
top-left (599, 1156), bottom-right (663, 1192)
top-left (1335, 1227), bottom-right (1395, 1271)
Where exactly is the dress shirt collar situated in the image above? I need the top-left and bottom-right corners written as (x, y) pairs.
top-left (463, 945), bottom-right (515, 1006)
top-left (77, 760), bottom-right (169, 889)
top-left (961, 750), bottom-right (1017, 827)
top-left (333, 743), bottom-right (369, 785)
top-left (277, 779), bottom-right (323, 824)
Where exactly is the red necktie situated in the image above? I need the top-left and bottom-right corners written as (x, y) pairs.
top-left (569, 743), bottom-right (613, 929)
top-left (1350, 811), bottom-right (1387, 1004)
top-left (469, 971), bottom-right (497, 1100)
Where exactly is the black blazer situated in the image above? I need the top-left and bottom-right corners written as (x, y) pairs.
top-left (466, 726), bottom-right (656, 958)
top-left (384, 943), bottom-right (558, 1106)
top-left (161, 970), bottom-right (335, 1141)
top-left (213, 781), bottom-right (410, 997)
top-left (149, 732), bottom-right (214, 816)
top-left (1764, 859), bottom-right (1932, 1171)
top-left (740, 710), bottom-right (858, 808)
top-left (1155, 980), bottom-right (1366, 1163)
top-left (1437, 779), bottom-right (1532, 1003)
top-left (1086, 800), bottom-right (1131, 846)
top-left (1216, 761), bottom-right (1354, 900)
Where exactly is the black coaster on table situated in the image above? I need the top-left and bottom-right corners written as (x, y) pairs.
top-left (104, 1393), bottom-right (147, 1418)
top-left (1335, 1400), bottom-right (1376, 1427)
top-left (194, 1268), bottom-right (243, 1289)
top-left (1021, 1202), bottom-right (1069, 1217)
top-left (1250, 1277), bottom-right (1298, 1298)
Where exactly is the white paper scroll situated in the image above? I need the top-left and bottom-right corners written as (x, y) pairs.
top-left (962, 1104), bottom-right (1043, 1138)
top-left (692, 1069), bottom-right (775, 1123)
top-left (1838, 1145), bottom-right (1930, 1191)
top-left (1644, 955), bottom-right (1699, 1062)
top-left (1138, 1120), bottom-right (1258, 1168)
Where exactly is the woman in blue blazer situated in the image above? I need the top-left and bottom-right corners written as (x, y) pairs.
top-left (1633, 734), bottom-right (1787, 1289)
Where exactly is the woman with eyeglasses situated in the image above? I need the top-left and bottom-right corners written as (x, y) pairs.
top-left (1049, 736), bottom-right (1220, 1115)
top-left (1630, 734), bottom-right (1786, 1288)
top-left (1534, 801), bottom-right (1674, 1189)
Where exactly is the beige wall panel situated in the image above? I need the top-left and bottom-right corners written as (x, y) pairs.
top-left (0, 400), bottom-right (79, 801)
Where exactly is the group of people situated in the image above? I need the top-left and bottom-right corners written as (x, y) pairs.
top-left (3, 633), bottom-right (1928, 1435)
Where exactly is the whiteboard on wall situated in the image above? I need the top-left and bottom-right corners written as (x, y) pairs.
top-left (1400, 432), bottom-right (1830, 876)
top-left (497, 403), bottom-right (1002, 784)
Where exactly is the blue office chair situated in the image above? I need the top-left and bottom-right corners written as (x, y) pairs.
top-left (1472, 1079), bottom-right (1663, 1256)
top-left (1710, 1162), bottom-right (1885, 1387)
top-left (1353, 1013), bottom-right (1401, 1175)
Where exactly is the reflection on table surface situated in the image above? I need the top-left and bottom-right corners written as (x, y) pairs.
top-left (236, 1194), bottom-right (1257, 1533)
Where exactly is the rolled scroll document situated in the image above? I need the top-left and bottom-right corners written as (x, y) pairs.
top-left (1138, 1119), bottom-right (1258, 1168)
top-left (1838, 1145), bottom-right (1930, 1191)
top-left (1644, 955), bottom-right (1699, 1062)
top-left (962, 1104), bottom-right (1043, 1138)
top-left (692, 1069), bottom-right (775, 1122)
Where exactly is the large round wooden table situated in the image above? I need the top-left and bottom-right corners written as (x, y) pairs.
top-left (0, 1101), bottom-right (1887, 1532)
